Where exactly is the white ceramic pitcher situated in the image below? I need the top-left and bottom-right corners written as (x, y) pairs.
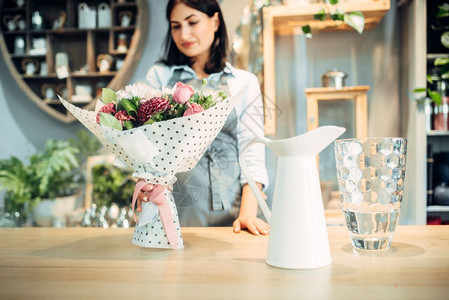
top-left (239, 126), bottom-right (345, 269)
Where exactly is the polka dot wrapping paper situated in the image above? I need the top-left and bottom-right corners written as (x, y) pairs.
top-left (59, 92), bottom-right (241, 249)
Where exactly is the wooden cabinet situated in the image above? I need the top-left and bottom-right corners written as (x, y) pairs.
top-left (0, 0), bottom-right (148, 123)
top-left (262, 0), bottom-right (390, 135)
top-left (305, 86), bottom-right (369, 137)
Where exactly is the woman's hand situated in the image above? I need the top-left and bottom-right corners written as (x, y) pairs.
top-left (233, 183), bottom-right (269, 235)
top-left (233, 216), bottom-right (269, 235)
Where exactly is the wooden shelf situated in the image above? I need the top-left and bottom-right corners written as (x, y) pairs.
top-left (0, 0), bottom-right (148, 123)
top-left (0, 7), bottom-right (25, 13)
top-left (427, 130), bottom-right (449, 136)
top-left (70, 72), bottom-right (116, 78)
top-left (2, 30), bottom-right (26, 35)
top-left (112, 1), bottom-right (138, 8)
top-left (109, 49), bottom-right (128, 55)
top-left (265, 1), bottom-right (390, 36)
top-left (27, 30), bottom-right (48, 34)
top-left (22, 74), bottom-right (60, 79)
top-left (44, 99), bottom-right (62, 105)
top-left (262, 0), bottom-right (391, 135)
top-left (11, 54), bottom-right (46, 58)
top-left (112, 26), bottom-right (136, 31)
top-left (427, 205), bottom-right (449, 213)
top-left (427, 53), bottom-right (449, 60)
top-left (305, 86), bottom-right (369, 137)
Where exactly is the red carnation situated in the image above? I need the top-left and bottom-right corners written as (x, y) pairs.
top-left (137, 97), bottom-right (170, 124)
top-left (96, 102), bottom-right (116, 124)
top-left (115, 110), bottom-right (133, 124)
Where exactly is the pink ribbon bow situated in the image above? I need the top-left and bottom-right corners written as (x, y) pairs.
top-left (132, 181), bottom-right (178, 250)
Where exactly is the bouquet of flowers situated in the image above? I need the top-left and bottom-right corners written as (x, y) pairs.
top-left (59, 81), bottom-right (240, 250)
top-left (96, 81), bottom-right (226, 130)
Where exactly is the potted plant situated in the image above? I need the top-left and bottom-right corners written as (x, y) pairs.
top-left (0, 131), bottom-right (102, 226)
top-left (0, 139), bottom-right (81, 226)
top-left (91, 163), bottom-right (134, 209)
top-left (300, 0), bottom-right (365, 38)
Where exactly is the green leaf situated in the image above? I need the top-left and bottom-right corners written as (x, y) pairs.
top-left (437, 5), bottom-right (449, 18)
top-left (427, 74), bottom-right (434, 84)
top-left (191, 93), bottom-right (200, 103)
top-left (119, 99), bottom-right (138, 118)
top-left (331, 12), bottom-right (345, 21)
top-left (218, 91), bottom-right (227, 100)
top-left (442, 72), bottom-right (449, 80)
top-left (143, 119), bottom-right (155, 125)
top-left (413, 88), bottom-right (427, 103)
top-left (34, 140), bottom-right (80, 198)
top-left (100, 112), bottom-right (123, 131)
top-left (329, 0), bottom-right (339, 5)
top-left (428, 90), bottom-right (442, 105)
top-left (123, 120), bottom-right (134, 130)
top-left (435, 57), bottom-right (449, 66)
top-left (302, 25), bottom-right (312, 39)
top-left (413, 88), bottom-right (427, 93)
top-left (131, 96), bottom-right (140, 107)
top-left (314, 9), bottom-right (326, 21)
top-left (344, 11), bottom-right (365, 34)
top-left (102, 88), bottom-right (117, 104)
top-left (438, 11), bottom-right (449, 18)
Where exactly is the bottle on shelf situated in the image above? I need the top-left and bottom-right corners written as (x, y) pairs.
top-left (433, 80), bottom-right (449, 131)
top-left (31, 11), bottom-right (43, 30)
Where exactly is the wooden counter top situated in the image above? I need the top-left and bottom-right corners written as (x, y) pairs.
top-left (0, 226), bottom-right (448, 299)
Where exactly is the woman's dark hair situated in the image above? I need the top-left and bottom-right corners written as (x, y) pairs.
top-left (160, 0), bottom-right (228, 74)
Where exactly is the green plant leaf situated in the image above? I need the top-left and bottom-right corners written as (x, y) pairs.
top-left (428, 90), bottom-right (442, 105)
top-left (329, 0), bottom-right (339, 5)
top-left (100, 112), bottom-right (123, 131)
top-left (92, 163), bottom-right (134, 208)
top-left (131, 96), bottom-right (140, 107)
top-left (437, 5), bottom-right (449, 18)
top-left (413, 88), bottom-right (427, 93)
top-left (102, 88), bottom-right (117, 104)
top-left (119, 99), bottom-right (138, 118)
top-left (331, 12), bottom-right (345, 21)
top-left (143, 119), bottom-right (155, 125)
top-left (314, 9), bottom-right (326, 21)
top-left (344, 11), bottom-right (365, 34)
top-left (435, 57), bottom-right (449, 66)
top-left (33, 140), bottom-right (80, 198)
top-left (302, 25), bottom-right (312, 39)
top-left (123, 120), bottom-right (134, 130)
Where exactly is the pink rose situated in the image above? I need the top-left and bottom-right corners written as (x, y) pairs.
top-left (172, 81), bottom-right (194, 104)
top-left (183, 102), bottom-right (204, 117)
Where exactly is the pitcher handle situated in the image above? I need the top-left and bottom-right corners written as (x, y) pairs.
top-left (239, 137), bottom-right (272, 224)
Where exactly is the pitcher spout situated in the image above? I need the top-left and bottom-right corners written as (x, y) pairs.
top-left (269, 126), bottom-right (346, 156)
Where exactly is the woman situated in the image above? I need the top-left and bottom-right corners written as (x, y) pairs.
top-left (138, 0), bottom-right (269, 236)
